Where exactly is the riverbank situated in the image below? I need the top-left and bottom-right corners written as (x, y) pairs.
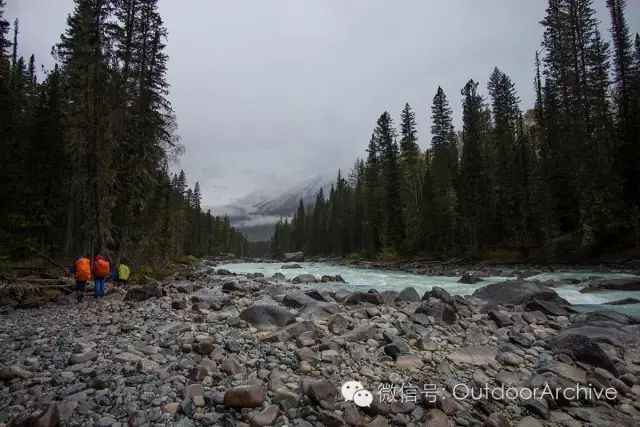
top-left (1, 260), bottom-right (640, 426)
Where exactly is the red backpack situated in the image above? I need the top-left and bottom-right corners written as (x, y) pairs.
top-left (94, 259), bottom-right (110, 278)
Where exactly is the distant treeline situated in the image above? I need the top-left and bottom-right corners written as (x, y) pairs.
top-left (0, 0), bottom-right (249, 264)
top-left (272, 0), bottom-right (640, 261)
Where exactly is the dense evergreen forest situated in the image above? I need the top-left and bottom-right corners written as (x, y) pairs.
top-left (0, 0), bottom-right (250, 265)
top-left (272, 0), bottom-right (640, 261)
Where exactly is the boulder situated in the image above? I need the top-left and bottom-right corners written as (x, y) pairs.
top-left (281, 263), bottom-right (302, 269)
top-left (292, 274), bottom-right (317, 284)
top-left (299, 301), bottom-right (339, 321)
top-left (524, 299), bottom-right (570, 316)
top-left (216, 268), bottom-right (233, 275)
top-left (320, 274), bottom-right (346, 283)
top-left (488, 310), bottom-right (513, 328)
top-left (396, 287), bottom-right (420, 303)
top-left (123, 282), bottom-right (163, 302)
top-left (283, 251), bottom-right (304, 262)
top-left (549, 332), bottom-right (618, 374)
top-left (415, 300), bottom-right (457, 325)
top-left (458, 272), bottom-right (483, 284)
top-left (282, 291), bottom-right (312, 309)
top-left (272, 272), bottom-right (286, 280)
top-left (588, 278), bottom-right (640, 291)
top-left (224, 385), bottom-right (266, 408)
top-left (472, 280), bottom-right (569, 306)
top-left (240, 303), bottom-right (296, 331)
top-left (422, 286), bottom-right (454, 304)
top-left (344, 291), bottom-right (383, 305)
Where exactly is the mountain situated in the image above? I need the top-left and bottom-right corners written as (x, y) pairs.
top-left (209, 174), bottom-right (334, 241)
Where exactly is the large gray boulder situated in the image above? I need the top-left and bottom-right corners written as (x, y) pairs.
top-left (415, 300), bottom-right (457, 325)
top-left (284, 251), bottom-right (304, 262)
top-left (292, 274), bottom-right (317, 284)
top-left (124, 282), bottom-right (163, 302)
top-left (472, 280), bottom-right (569, 306)
top-left (344, 291), bottom-right (383, 305)
top-left (239, 302), bottom-right (296, 331)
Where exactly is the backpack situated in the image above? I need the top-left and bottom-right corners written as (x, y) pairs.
top-left (94, 259), bottom-right (110, 278)
top-left (118, 264), bottom-right (130, 281)
top-left (75, 258), bottom-right (91, 281)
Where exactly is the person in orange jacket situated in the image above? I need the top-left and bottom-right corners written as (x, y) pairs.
top-left (93, 254), bottom-right (110, 298)
top-left (70, 256), bottom-right (91, 302)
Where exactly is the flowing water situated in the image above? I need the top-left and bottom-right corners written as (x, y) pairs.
top-left (219, 261), bottom-right (640, 316)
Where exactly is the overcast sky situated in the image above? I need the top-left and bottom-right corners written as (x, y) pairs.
top-left (7, 1), bottom-right (640, 206)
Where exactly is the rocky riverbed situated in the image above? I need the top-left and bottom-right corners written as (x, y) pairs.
top-left (1, 262), bottom-right (640, 427)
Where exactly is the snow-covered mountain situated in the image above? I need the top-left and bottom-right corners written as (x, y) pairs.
top-left (209, 173), bottom-right (334, 241)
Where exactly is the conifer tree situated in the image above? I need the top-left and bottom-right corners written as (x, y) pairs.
top-left (429, 87), bottom-right (458, 251)
top-left (374, 112), bottom-right (404, 254)
top-left (398, 103), bottom-right (422, 251)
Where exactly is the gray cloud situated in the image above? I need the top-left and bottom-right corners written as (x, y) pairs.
top-left (8, 0), bottom-right (640, 206)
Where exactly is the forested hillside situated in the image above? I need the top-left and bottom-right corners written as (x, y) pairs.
top-left (272, 0), bottom-right (640, 261)
top-left (0, 0), bottom-right (248, 265)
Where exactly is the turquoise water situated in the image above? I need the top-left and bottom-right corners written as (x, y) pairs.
top-left (219, 262), bottom-right (640, 311)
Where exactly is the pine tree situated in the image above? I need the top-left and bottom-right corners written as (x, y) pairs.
top-left (55, 0), bottom-right (115, 256)
top-left (398, 103), bottom-right (422, 251)
top-left (429, 87), bottom-right (458, 251)
top-left (459, 80), bottom-right (488, 250)
top-left (363, 133), bottom-right (381, 256)
top-left (487, 67), bottom-right (522, 242)
top-left (374, 112), bottom-right (403, 254)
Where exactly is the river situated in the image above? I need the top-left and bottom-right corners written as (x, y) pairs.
top-left (219, 261), bottom-right (640, 316)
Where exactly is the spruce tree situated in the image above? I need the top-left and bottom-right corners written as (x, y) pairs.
top-left (374, 112), bottom-right (404, 254)
top-left (459, 80), bottom-right (488, 250)
top-left (398, 103), bottom-right (422, 251)
top-left (429, 87), bottom-right (458, 251)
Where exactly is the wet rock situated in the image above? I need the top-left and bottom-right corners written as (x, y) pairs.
top-left (472, 281), bottom-right (569, 306)
top-left (281, 263), bottom-right (302, 269)
top-left (292, 274), bottom-right (317, 284)
top-left (224, 385), bottom-right (266, 408)
top-left (272, 272), bottom-right (285, 280)
top-left (458, 272), bottom-right (483, 284)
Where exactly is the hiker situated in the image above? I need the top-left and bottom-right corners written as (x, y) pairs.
top-left (70, 256), bottom-right (91, 302)
top-left (93, 255), bottom-right (110, 298)
top-left (117, 262), bottom-right (131, 286)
